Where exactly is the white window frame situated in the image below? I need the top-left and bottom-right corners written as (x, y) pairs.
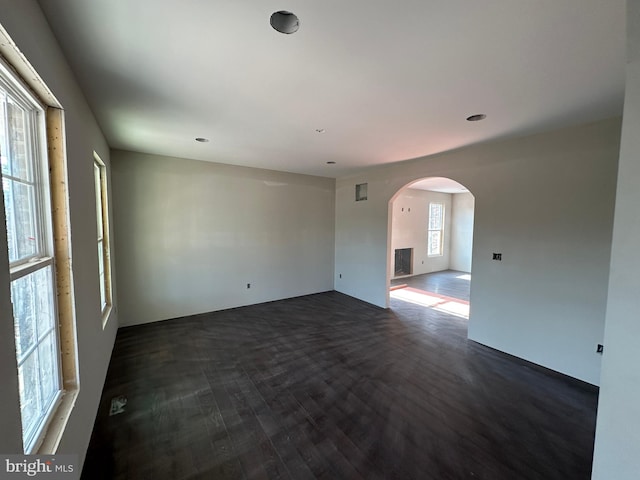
top-left (0, 59), bottom-right (63, 453)
top-left (93, 152), bottom-right (112, 325)
top-left (428, 202), bottom-right (445, 257)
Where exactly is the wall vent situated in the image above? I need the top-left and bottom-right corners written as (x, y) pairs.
top-left (356, 183), bottom-right (368, 201)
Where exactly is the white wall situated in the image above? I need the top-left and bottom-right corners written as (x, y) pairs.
top-left (450, 192), bottom-right (474, 273)
top-left (592, 1), bottom-right (640, 478)
top-left (335, 117), bottom-right (620, 385)
top-left (390, 189), bottom-right (452, 277)
top-left (0, 0), bottom-right (118, 461)
top-left (111, 150), bottom-right (335, 326)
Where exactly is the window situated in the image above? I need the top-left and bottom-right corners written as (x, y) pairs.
top-left (93, 153), bottom-right (111, 322)
top-left (428, 202), bottom-right (445, 256)
top-left (0, 63), bottom-right (62, 453)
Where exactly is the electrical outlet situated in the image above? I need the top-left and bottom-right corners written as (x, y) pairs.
top-left (493, 253), bottom-right (502, 261)
top-left (597, 344), bottom-right (604, 353)
top-left (247, 283), bottom-right (251, 289)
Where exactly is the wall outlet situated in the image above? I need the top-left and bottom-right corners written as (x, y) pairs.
top-left (597, 344), bottom-right (604, 353)
top-left (247, 283), bottom-right (251, 289)
top-left (493, 253), bottom-right (502, 261)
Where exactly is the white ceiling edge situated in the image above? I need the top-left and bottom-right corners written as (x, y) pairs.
top-left (408, 177), bottom-right (469, 194)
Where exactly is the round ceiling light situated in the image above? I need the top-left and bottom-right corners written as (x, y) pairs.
top-left (270, 11), bottom-right (300, 34)
top-left (195, 137), bottom-right (209, 143)
top-left (466, 114), bottom-right (487, 122)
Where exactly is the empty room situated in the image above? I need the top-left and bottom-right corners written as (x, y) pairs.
top-left (0, 1), bottom-right (638, 479)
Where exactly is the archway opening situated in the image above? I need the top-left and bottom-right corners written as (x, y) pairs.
top-left (386, 177), bottom-right (475, 324)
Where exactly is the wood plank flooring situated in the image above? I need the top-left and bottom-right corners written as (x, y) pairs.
top-left (82, 274), bottom-right (598, 480)
top-left (391, 270), bottom-right (471, 302)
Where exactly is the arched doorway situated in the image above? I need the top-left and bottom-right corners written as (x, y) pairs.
top-left (386, 177), bottom-right (475, 322)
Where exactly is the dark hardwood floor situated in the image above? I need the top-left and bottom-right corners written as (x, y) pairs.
top-left (82, 273), bottom-right (598, 480)
top-left (391, 270), bottom-right (471, 302)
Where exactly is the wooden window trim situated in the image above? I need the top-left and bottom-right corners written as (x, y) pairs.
top-left (93, 152), bottom-right (112, 328)
top-left (37, 107), bottom-right (79, 454)
top-left (1, 22), bottom-right (79, 452)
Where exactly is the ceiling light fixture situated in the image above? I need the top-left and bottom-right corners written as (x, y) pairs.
top-left (270, 11), bottom-right (300, 34)
top-left (466, 114), bottom-right (487, 122)
top-left (195, 137), bottom-right (209, 143)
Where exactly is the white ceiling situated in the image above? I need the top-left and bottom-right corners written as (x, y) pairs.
top-left (37, 0), bottom-right (625, 178)
top-left (410, 177), bottom-right (468, 194)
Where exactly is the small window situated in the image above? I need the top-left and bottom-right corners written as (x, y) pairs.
top-left (93, 152), bottom-right (112, 324)
top-left (428, 202), bottom-right (445, 256)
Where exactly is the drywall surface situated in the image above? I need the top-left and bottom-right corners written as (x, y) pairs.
top-left (0, 0), bottom-right (118, 463)
top-left (592, 2), bottom-right (640, 477)
top-left (335, 118), bottom-right (620, 385)
top-left (390, 189), bottom-right (452, 277)
top-left (111, 150), bottom-right (335, 326)
top-left (450, 192), bottom-right (474, 273)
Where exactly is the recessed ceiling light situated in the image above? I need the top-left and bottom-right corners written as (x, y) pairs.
top-left (195, 137), bottom-right (209, 143)
top-left (326, 161), bottom-right (336, 165)
top-left (466, 114), bottom-right (487, 122)
top-left (271, 11), bottom-right (300, 34)
top-left (316, 128), bottom-right (326, 134)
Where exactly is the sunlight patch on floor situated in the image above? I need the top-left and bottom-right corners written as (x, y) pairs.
top-left (390, 287), bottom-right (469, 319)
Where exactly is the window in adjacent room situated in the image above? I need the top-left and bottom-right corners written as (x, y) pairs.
top-left (93, 152), bottom-right (112, 324)
top-left (0, 61), bottom-right (62, 453)
top-left (428, 202), bottom-right (445, 256)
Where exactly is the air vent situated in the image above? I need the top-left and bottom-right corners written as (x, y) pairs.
top-left (109, 395), bottom-right (127, 416)
top-left (356, 183), bottom-right (368, 201)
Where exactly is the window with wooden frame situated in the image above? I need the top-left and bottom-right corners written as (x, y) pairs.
top-left (93, 152), bottom-right (112, 324)
top-left (0, 60), bottom-right (62, 453)
top-left (0, 24), bottom-right (78, 454)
